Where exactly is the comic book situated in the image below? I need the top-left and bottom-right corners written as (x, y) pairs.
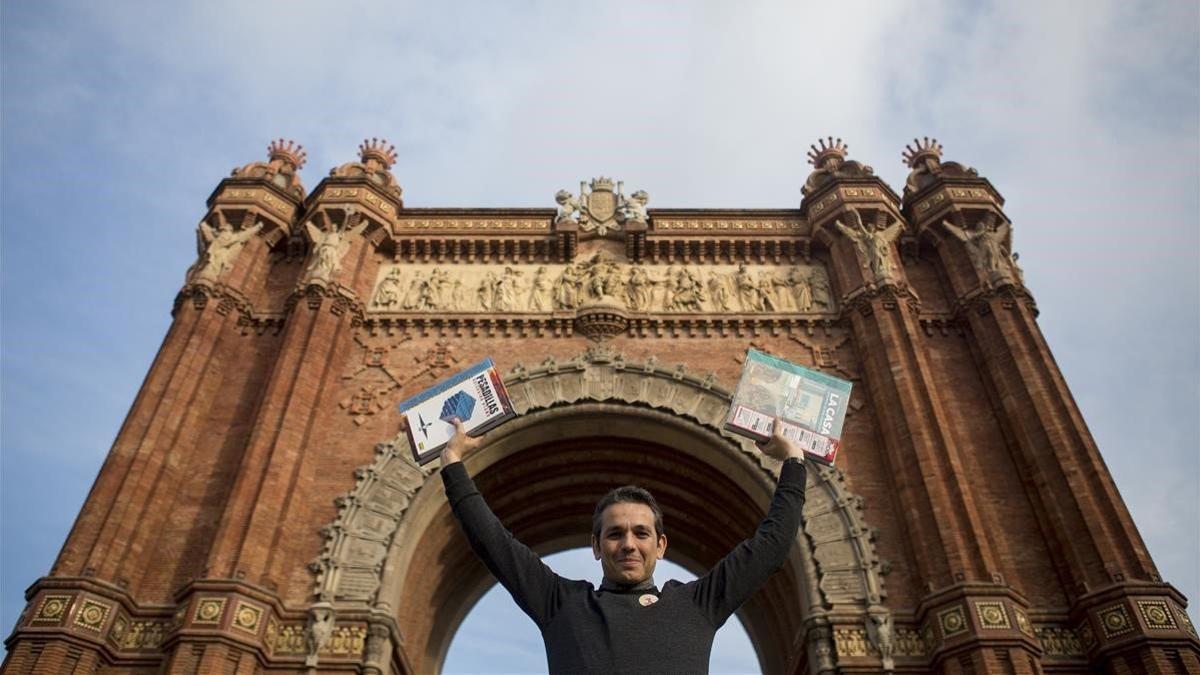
top-left (724, 349), bottom-right (853, 465)
top-left (397, 358), bottom-right (516, 465)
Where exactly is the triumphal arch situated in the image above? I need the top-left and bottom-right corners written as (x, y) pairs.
top-left (5, 138), bottom-right (1198, 674)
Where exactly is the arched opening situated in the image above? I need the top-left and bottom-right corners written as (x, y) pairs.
top-left (380, 404), bottom-right (809, 674)
top-left (443, 550), bottom-right (761, 673)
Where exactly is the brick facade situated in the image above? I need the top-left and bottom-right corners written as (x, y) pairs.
top-left (5, 137), bottom-right (1197, 673)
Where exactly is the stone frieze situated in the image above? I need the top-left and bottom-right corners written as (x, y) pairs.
top-left (368, 258), bottom-right (836, 315)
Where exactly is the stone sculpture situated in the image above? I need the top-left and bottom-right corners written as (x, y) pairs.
top-left (942, 213), bottom-right (1013, 283)
top-left (836, 208), bottom-right (903, 283)
top-left (303, 209), bottom-right (369, 284)
top-left (193, 215), bottom-right (263, 283)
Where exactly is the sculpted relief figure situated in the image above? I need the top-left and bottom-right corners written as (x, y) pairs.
top-left (478, 271), bottom-right (498, 311)
top-left (789, 268), bottom-right (813, 311)
top-left (942, 213), bottom-right (1013, 283)
top-left (810, 271), bottom-right (833, 310)
top-left (669, 267), bottom-right (705, 312)
top-left (835, 208), bottom-right (903, 283)
top-left (735, 263), bottom-right (765, 312)
top-left (193, 215), bottom-right (263, 283)
top-left (305, 607), bottom-right (334, 667)
top-left (554, 189), bottom-right (581, 225)
top-left (626, 266), bottom-right (655, 311)
top-left (494, 267), bottom-right (524, 311)
top-left (528, 266), bottom-right (553, 311)
top-left (372, 267), bottom-right (405, 308)
top-left (554, 263), bottom-right (581, 309)
top-left (708, 272), bottom-right (733, 311)
top-left (304, 212), bottom-right (369, 284)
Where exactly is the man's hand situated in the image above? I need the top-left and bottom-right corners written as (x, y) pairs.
top-left (441, 418), bottom-right (482, 469)
top-left (758, 424), bottom-right (806, 463)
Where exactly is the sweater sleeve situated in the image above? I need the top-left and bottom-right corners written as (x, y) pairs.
top-left (442, 462), bottom-right (561, 628)
top-left (688, 458), bottom-right (807, 628)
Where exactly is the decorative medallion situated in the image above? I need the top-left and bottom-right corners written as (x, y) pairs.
top-left (1176, 602), bottom-right (1197, 638)
top-left (1013, 607), bottom-right (1033, 636)
top-left (233, 601), bottom-right (264, 634)
top-left (638, 594), bottom-right (658, 607)
top-left (194, 598), bottom-right (227, 625)
top-left (1136, 600), bottom-right (1177, 630)
top-left (938, 605), bottom-right (968, 638)
top-left (1078, 621), bottom-right (1096, 650)
top-left (1097, 604), bottom-right (1133, 638)
top-left (31, 594), bottom-right (72, 625)
top-left (975, 601), bottom-right (1011, 629)
top-left (73, 598), bottom-right (112, 632)
top-left (107, 615), bottom-right (128, 647)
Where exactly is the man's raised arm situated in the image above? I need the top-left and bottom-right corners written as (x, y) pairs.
top-left (689, 429), bottom-right (808, 627)
top-left (438, 420), bottom-right (561, 627)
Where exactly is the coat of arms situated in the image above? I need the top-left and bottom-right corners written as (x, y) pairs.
top-left (555, 177), bottom-right (649, 237)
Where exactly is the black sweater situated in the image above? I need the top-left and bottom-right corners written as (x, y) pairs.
top-left (442, 459), bottom-right (807, 674)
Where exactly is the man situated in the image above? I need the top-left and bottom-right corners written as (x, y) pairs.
top-left (439, 419), bottom-right (807, 674)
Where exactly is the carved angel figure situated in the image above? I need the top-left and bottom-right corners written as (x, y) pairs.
top-left (617, 190), bottom-right (649, 223)
top-left (304, 211), bottom-right (368, 284)
top-left (554, 189), bottom-right (581, 225)
top-left (193, 215), bottom-right (263, 283)
top-left (835, 208), bottom-right (903, 283)
top-left (942, 213), bottom-right (1012, 282)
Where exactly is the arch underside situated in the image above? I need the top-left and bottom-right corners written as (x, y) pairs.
top-left (313, 348), bottom-right (888, 674)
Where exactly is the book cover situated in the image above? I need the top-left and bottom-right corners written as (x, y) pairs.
top-left (397, 358), bottom-right (516, 465)
top-left (724, 348), bottom-right (853, 465)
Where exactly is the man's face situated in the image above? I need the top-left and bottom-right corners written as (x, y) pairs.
top-left (591, 502), bottom-right (668, 585)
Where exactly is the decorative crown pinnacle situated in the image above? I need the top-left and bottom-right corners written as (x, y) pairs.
top-left (807, 137), bottom-right (848, 169)
top-left (902, 137), bottom-right (943, 168)
top-left (267, 138), bottom-right (307, 170)
top-left (358, 138), bottom-right (398, 169)
top-left (590, 177), bottom-right (615, 191)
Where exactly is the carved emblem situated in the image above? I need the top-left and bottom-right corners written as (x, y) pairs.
top-left (555, 177), bottom-right (649, 236)
top-left (1098, 603), bottom-right (1133, 638)
top-left (73, 599), bottom-right (112, 632)
top-left (31, 594), bottom-right (72, 624)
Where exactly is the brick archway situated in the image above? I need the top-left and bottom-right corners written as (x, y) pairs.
top-left (313, 348), bottom-right (890, 674)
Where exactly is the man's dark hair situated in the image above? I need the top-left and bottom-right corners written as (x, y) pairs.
top-left (591, 485), bottom-right (665, 539)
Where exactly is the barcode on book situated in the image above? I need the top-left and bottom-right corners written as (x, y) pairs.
top-left (776, 420), bottom-right (835, 457)
top-left (732, 405), bottom-right (774, 435)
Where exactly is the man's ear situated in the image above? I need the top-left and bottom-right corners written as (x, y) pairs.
top-left (592, 535), bottom-right (601, 560)
top-left (656, 533), bottom-right (668, 560)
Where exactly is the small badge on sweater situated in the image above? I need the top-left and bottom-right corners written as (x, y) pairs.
top-left (638, 594), bottom-right (658, 606)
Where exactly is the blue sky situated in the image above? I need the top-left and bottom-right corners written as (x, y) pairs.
top-left (2, 1), bottom-right (1197, 672)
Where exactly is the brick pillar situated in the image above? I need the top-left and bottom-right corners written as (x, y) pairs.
top-left (804, 178), bottom-right (1001, 590)
top-left (801, 140), bottom-right (1045, 671)
top-left (902, 148), bottom-right (1200, 670)
top-left (202, 148), bottom-right (399, 594)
